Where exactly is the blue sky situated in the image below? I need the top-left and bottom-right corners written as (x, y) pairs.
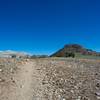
top-left (0, 0), bottom-right (100, 55)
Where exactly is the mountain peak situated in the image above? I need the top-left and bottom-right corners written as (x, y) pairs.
top-left (51, 44), bottom-right (100, 57)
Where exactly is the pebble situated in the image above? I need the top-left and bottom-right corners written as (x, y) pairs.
top-left (97, 96), bottom-right (100, 99)
top-left (20, 85), bottom-right (24, 88)
top-left (70, 90), bottom-right (74, 93)
top-left (0, 78), bottom-right (5, 82)
top-left (0, 78), bottom-right (2, 82)
top-left (74, 86), bottom-right (78, 89)
top-left (96, 83), bottom-right (100, 88)
top-left (95, 92), bottom-right (100, 96)
top-left (83, 97), bottom-right (90, 100)
top-left (0, 69), bottom-right (2, 72)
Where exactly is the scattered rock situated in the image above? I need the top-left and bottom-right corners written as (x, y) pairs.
top-left (0, 78), bottom-right (5, 82)
top-left (95, 92), bottom-right (100, 96)
top-left (96, 83), bottom-right (100, 88)
top-left (0, 58), bottom-right (100, 99)
top-left (70, 90), bottom-right (74, 93)
top-left (0, 69), bottom-right (2, 72)
top-left (97, 96), bottom-right (100, 99)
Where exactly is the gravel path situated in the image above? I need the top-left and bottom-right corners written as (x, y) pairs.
top-left (14, 61), bottom-right (34, 100)
top-left (0, 60), bottom-right (45, 100)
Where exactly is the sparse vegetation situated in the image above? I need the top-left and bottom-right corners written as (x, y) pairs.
top-left (31, 55), bottom-right (48, 58)
top-left (65, 52), bottom-right (75, 58)
top-left (11, 54), bottom-right (16, 58)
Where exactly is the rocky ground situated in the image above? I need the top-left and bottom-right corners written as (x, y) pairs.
top-left (0, 58), bottom-right (100, 100)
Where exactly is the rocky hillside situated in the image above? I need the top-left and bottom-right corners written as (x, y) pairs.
top-left (51, 44), bottom-right (100, 57)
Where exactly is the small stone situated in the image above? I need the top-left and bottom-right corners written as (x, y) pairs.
top-left (70, 90), bottom-right (74, 93)
top-left (83, 96), bottom-right (90, 100)
top-left (0, 69), bottom-right (2, 72)
top-left (20, 85), bottom-right (24, 88)
top-left (97, 96), bottom-right (100, 99)
top-left (95, 73), bottom-right (98, 75)
top-left (59, 89), bottom-right (63, 92)
top-left (10, 68), bottom-right (13, 72)
top-left (0, 78), bottom-right (5, 82)
top-left (58, 95), bottom-right (61, 98)
top-left (96, 83), bottom-right (100, 88)
top-left (74, 86), bottom-right (78, 89)
top-left (11, 78), bottom-right (16, 83)
top-left (95, 92), bottom-right (100, 96)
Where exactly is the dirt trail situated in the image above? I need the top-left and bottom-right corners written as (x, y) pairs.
top-left (15, 61), bottom-right (34, 100)
top-left (7, 60), bottom-right (45, 100)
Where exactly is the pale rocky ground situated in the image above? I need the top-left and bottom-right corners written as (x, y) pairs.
top-left (0, 58), bottom-right (100, 100)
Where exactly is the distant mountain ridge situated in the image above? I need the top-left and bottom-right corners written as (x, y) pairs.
top-left (51, 44), bottom-right (100, 57)
top-left (0, 50), bottom-right (31, 58)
